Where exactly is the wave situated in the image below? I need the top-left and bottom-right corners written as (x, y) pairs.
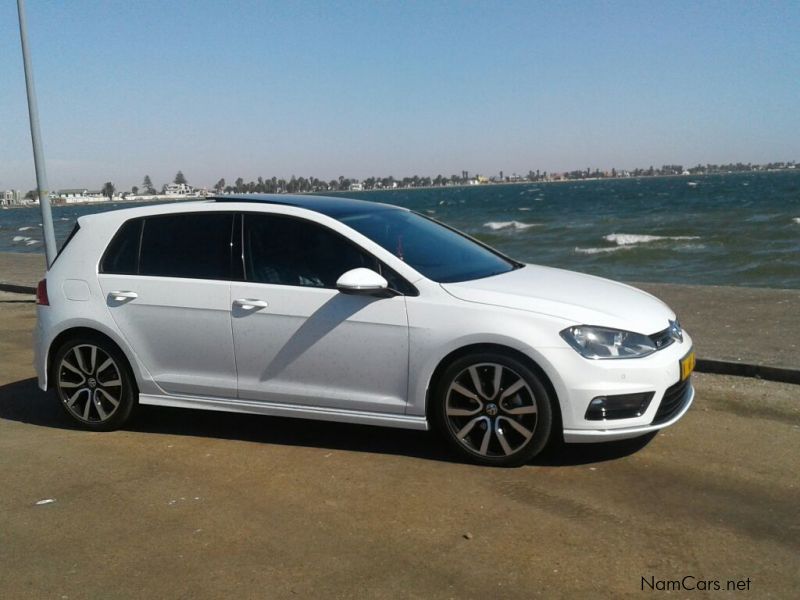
top-left (25, 240), bottom-right (40, 246)
top-left (603, 233), bottom-right (700, 246)
top-left (576, 233), bottom-right (703, 255)
top-left (18, 226), bottom-right (35, 231)
top-left (518, 207), bottom-right (532, 211)
top-left (574, 246), bottom-right (630, 255)
top-left (793, 217), bottom-right (800, 224)
top-left (484, 221), bottom-right (538, 231)
top-left (12, 235), bottom-right (31, 243)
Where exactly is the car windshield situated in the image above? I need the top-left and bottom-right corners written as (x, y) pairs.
top-left (336, 209), bottom-right (519, 283)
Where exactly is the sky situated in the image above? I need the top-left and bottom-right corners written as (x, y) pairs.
top-left (1, 0), bottom-right (798, 191)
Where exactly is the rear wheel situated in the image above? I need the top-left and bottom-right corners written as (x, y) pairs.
top-left (432, 352), bottom-right (553, 467)
top-left (52, 336), bottom-right (136, 430)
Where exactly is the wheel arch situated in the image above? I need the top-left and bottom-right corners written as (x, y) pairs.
top-left (424, 342), bottom-right (563, 435)
top-left (46, 326), bottom-right (139, 393)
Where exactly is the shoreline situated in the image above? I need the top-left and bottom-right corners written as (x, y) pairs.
top-left (3, 170), bottom-right (796, 209)
top-left (0, 194), bottom-right (201, 211)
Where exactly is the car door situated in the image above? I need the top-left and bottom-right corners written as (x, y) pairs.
top-left (230, 212), bottom-right (410, 413)
top-left (98, 212), bottom-right (238, 398)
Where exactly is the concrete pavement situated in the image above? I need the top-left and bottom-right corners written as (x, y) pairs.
top-left (638, 282), bottom-right (800, 375)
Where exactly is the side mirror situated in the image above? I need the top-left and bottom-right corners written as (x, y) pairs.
top-left (336, 268), bottom-right (390, 295)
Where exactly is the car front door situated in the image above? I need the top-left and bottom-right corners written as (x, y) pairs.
top-left (230, 212), bottom-right (410, 413)
top-left (98, 212), bottom-right (238, 398)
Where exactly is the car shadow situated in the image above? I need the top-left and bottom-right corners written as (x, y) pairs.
top-left (534, 432), bottom-right (657, 467)
top-left (257, 293), bottom-right (376, 381)
top-left (0, 377), bottom-right (656, 467)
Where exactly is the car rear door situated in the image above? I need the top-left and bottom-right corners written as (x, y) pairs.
top-left (98, 211), bottom-right (238, 398)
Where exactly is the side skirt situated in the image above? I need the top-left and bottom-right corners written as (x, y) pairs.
top-left (138, 393), bottom-right (430, 431)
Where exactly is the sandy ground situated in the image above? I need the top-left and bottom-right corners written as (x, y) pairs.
top-left (0, 293), bottom-right (798, 598)
top-left (637, 282), bottom-right (800, 371)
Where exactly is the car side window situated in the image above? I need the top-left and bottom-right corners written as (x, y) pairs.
top-left (244, 213), bottom-right (385, 289)
top-left (138, 213), bottom-right (234, 280)
top-left (100, 219), bottom-right (142, 275)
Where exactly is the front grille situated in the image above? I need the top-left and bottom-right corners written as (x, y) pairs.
top-left (652, 376), bottom-right (692, 425)
top-left (649, 327), bottom-right (675, 351)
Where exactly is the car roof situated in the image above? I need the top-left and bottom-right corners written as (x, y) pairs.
top-left (211, 194), bottom-right (404, 217)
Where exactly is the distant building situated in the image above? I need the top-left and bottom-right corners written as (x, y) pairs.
top-left (53, 189), bottom-right (106, 203)
top-left (57, 188), bottom-right (89, 199)
top-left (1, 189), bottom-right (23, 206)
top-left (164, 183), bottom-right (194, 196)
top-left (349, 182), bottom-right (363, 191)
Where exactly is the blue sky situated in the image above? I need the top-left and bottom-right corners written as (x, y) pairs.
top-left (1, 0), bottom-right (798, 191)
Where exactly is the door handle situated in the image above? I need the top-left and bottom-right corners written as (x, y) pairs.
top-left (108, 290), bottom-right (138, 302)
top-left (233, 298), bottom-right (269, 310)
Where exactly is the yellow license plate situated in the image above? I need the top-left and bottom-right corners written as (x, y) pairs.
top-left (680, 350), bottom-right (696, 381)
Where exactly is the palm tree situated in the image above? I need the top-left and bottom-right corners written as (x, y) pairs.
top-left (102, 182), bottom-right (115, 201)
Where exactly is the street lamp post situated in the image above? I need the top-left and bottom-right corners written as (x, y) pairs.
top-left (17, 0), bottom-right (57, 268)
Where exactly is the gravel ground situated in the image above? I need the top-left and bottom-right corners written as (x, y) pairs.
top-left (1, 293), bottom-right (798, 598)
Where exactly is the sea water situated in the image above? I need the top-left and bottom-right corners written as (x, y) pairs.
top-left (1, 171), bottom-right (798, 289)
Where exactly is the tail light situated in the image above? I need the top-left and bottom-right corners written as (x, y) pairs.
top-left (36, 279), bottom-right (49, 306)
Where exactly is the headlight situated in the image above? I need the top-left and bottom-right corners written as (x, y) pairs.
top-left (560, 325), bottom-right (656, 359)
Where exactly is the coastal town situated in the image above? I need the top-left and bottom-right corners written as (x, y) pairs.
top-left (1, 160), bottom-right (797, 207)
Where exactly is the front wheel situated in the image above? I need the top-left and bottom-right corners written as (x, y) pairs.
top-left (52, 336), bottom-right (136, 431)
top-left (432, 352), bottom-right (554, 467)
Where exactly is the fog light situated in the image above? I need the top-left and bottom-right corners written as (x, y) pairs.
top-left (585, 392), bottom-right (655, 420)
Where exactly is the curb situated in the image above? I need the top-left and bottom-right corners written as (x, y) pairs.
top-left (695, 359), bottom-right (800, 385)
top-left (0, 282), bottom-right (798, 385)
top-left (0, 283), bottom-right (35, 295)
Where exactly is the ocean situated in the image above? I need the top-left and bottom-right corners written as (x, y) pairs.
top-left (2, 171), bottom-right (799, 289)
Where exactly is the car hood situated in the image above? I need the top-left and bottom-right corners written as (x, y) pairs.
top-left (441, 264), bottom-right (675, 334)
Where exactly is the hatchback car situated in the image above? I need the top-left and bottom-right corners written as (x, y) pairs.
top-left (34, 195), bottom-right (694, 466)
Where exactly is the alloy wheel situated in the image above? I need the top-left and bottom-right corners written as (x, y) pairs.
top-left (445, 362), bottom-right (538, 458)
top-left (57, 344), bottom-right (124, 423)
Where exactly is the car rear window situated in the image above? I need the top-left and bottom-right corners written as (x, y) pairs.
top-left (52, 222), bottom-right (82, 265)
top-left (138, 213), bottom-right (234, 280)
top-left (100, 213), bottom-right (235, 280)
top-left (100, 219), bottom-right (142, 275)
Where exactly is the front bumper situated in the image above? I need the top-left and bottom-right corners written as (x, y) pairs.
top-left (563, 377), bottom-right (694, 442)
top-left (541, 332), bottom-right (695, 440)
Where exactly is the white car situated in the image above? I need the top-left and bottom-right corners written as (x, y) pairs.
top-left (34, 195), bottom-right (694, 466)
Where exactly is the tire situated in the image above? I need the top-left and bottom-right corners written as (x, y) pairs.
top-left (51, 334), bottom-right (137, 431)
top-left (431, 351), bottom-right (554, 467)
